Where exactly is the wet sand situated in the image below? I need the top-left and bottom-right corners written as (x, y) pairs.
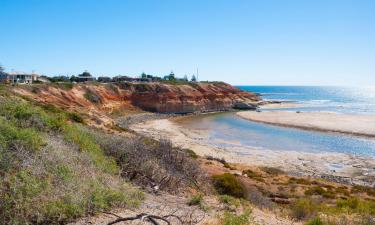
top-left (237, 111), bottom-right (375, 138)
top-left (131, 118), bottom-right (375, 187)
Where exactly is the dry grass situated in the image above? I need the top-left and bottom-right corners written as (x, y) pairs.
top-left (88, 129), bottom-right (207, 193)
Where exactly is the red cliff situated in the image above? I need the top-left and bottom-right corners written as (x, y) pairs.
top-left (14, 82), bottom-right (260, 116)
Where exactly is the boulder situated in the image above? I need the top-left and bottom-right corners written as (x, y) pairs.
top-left (233, 101), bottom-right (258, 110)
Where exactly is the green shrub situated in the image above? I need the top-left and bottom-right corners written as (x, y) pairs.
top-left (305, 186), bottom-right (324, 195)
top-left (52, 82), bottom-right (74, 90)
top-left (220, 209), bottom-right (252, 225)
top-left (84, 89), bottom-right (101, 103)
top-left (290, 199), bottom-right (318, 220)
top-left (305, 186), bottom-right (335, 199)
top-left (185, 149), bottom-right (198, 159)
top-left (1, 170), bottom-right (51, 224)
top-left (106, 83), bottom-right (120, 94)
top-left (88, 181), bottom-right (141, 210)
top-left (335, 186), bottom-right (350, 196)
top-left (40, 103), bottom-right (64, 113)
top-left (212, 173), bottom-right (245, 198)
top-left (188, 194), bottom-right (203, 206)
top-left (288, 177), bottom-right (312, 185)
top-left (0, 118), bottom-right (44, 152)
top-left (68, 112), bottom-right (85, 123)
top-left (351, 185), bottom-right (375, 197)
top-left (306, 217), bottom-right (323, 225)
top-left (223, 162), bottom-right (236, 170)
top-left (260, 167), bottom-right (284, 175)
top-left (0, 100), bottom-right (65, 131)
top-left (218, 195), bottom-right (241, 207)
top-left (242, 169), bottom-right (265, 182)
top-left (63, 124), bottom-right (118, 174)
top-left (55, 165), bottom-right (74, 181)
top-left (336, 197), bottom-right (375, 215)
top-left (0, 96), bottom-right (144, 224)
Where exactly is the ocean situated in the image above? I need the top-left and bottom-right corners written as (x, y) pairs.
top-left (237, 86), bottom-right (375, 114)
top-left (178, 86), bottom-right (375, 158)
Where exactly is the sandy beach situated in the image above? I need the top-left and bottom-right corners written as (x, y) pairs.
top-left (237, 111), bottom-right (375, 138)
top-left (131, 117), bottom-right (375, 187)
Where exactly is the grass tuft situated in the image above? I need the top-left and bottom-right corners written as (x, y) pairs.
top-left (188, 194), bottom-right (203, 206)
top-left (220, 209), bottom-right (252, 225)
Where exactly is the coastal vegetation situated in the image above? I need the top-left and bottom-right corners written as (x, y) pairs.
top-left (0, 94), bottom-right (143, 224)
top-left (0, 83), bottom-right (374, 224)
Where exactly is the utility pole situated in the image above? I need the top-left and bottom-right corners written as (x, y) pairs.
top-left (196, 68), bottom-right (199, 81)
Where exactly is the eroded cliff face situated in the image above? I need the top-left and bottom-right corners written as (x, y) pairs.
top-left (14, 82), bottom-right (260, 116)
top-left (123, 82), bottom-right (259, 113)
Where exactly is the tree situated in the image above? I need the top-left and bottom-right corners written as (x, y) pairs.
top-left (79, 71), bottom-right (92, 77)
top-left (0, 64), bottom-right (5, 74)
top-left (70, 75), bottom-right (79, 82)
top-left (141, 72), bottom-right (147, 78)
top-left (167, 71), bottom-right (175, 81)
top-left (183, 75), bottom-right (188, 81)
top-left (191, 75), bottom-right (197, 82)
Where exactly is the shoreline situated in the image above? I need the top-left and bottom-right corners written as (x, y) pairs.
top-left (237, 111), bottom-right (375, 138)
top-left (130, 117), bottom-right (375, 187)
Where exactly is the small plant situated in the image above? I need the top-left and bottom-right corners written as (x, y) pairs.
top-left (83, 89), bottom-right (101, 103)
top-left (306, 216), bottom-right (323, 225)
top-left (335, 197), bottom-right (375, 215)
top-left (288, 177), bottom-right (311, 185)
top-left (260, 167), bottom-right (284, 175)
top-left (290, 198), bottom-right (317, 220)
top-left (335, 186), bottom-right (350, 196)
top-left (68, 112), bottom-right (84, 123)
top-left (242, 169), bottom-right (265, 182)
top-left (219, 195), bottom-right (241, 207)
top-left (185, 149), bottom-right (198, 159)
top-left (188, 194), bottom-right (203, 206)
top-left (31, 86), bottom-right (41, 93)
top-left (212, 173), bottom-right (245, 198)
top-left (220, 209), bottom-right (252, 225)
top-left (351, 185), bottom-right (375, 197)
top-left (106, 83), bottom-right (120, 94)
top-left (53, 82), bottom-right (74, 90)
top-left (223, 162), bottom-right (236, 170)
top-left (304, 186), bottom-right (335, 199)
top-left (205, 155), bottom-right (227, 164)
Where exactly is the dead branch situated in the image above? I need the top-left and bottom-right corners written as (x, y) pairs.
top-left (107, 213), bottom-right (183, 225)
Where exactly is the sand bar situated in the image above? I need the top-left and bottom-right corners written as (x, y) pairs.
top-left (259, 102), bottom-right (303, 109)
top-left (237, 111), bottom-right (375, 138)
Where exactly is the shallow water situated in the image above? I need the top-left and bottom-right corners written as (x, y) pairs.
top-left (178, 112), bottom-right (375, 158)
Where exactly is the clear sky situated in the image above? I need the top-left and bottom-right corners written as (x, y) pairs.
top-left (0, 0), bottom-right (374, 85)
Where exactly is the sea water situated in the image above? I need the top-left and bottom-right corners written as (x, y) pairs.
top-left (178, 86), bottom-right (375, 158)
top-left (238, 86), bottom-right (375, 114)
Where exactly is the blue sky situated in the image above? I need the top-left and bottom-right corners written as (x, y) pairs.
top-left (0, 0), bottom-right (374, 85)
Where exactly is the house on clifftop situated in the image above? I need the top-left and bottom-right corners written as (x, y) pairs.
top-left (0, 72), bottom-right (39, 84)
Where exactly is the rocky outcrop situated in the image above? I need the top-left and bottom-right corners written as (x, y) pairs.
top-left (14, 82), bottom-right (260, 115)
top-left (233, 101), bottom-right (258, 110)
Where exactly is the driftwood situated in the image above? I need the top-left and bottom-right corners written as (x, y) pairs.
top-left (107, 213), bottom-right (180, 225)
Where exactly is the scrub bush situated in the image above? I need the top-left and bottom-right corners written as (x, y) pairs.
top-left (212, 173), bottom-right (245, 198)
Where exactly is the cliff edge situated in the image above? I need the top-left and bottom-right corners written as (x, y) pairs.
top-left (14, 82), bottom-right (260, 115)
